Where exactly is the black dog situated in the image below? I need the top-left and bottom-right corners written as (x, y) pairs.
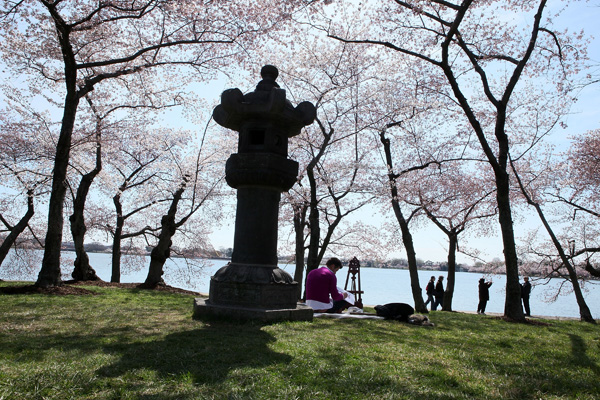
top-left (375, 303), bottom-right (415, 322)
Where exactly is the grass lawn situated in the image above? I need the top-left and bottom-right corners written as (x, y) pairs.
top-left (1, 281), bottom-right (599, 400)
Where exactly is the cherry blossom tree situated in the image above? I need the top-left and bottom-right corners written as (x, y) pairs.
top-left (0, 189), bottom-right (35, 264)
top-left (0, 91), bottom-right (53, 267)
top-left (379, 127), bottom-right (429, 313)
top-left (372, 69), bottom-right (476, 313)
top-left (513, 197), bottom-right (595, 322)
top-left (411, 162), bottom-right (497, 311)
top-left (257, 37), bottom-right (383, 296)
top-left (324, 0), bottom-right (588, 320)
top-left (553, 129), bottom-right (600, 223)
top-left (560, 129), bottom-right (600, 278)
top-left (66, 94), bottom-right (182, 282)
top-left (510, 134), bottom-right (597, 322)
top-left (291, 114), bottom-right (377, 284)
top-left (143, 138), bottom-right (225, 288)
top-left (90, 109), bottom-right (189, 282)
top-left (103, 137), bottom-right (171, 282)
top-left (0, 0), bottom-right (311, 288)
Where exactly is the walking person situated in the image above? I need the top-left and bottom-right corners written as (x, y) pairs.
top-left (477, 278), bottom-right (493, 314)
top-left (424, 276), bottom-right (435, 310)
top-left (521, 276), bottom-right (532, 316)
top-left (433, 276), bottom-right (444, 311)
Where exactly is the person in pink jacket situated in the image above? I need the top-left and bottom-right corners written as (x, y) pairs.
top-left (305, 257), bottom-right (350, 313)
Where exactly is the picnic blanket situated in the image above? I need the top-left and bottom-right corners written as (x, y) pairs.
top-left (313, 312), bottom-right (384, 320)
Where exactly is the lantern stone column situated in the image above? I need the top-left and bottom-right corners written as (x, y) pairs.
top-left (194, 65), bottom-right (315, 321)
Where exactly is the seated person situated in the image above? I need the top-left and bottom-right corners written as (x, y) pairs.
top-left (305, 257), bottom-right (352, 313)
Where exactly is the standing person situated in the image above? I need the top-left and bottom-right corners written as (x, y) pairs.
top-left (477, 278), bottom-right (493, 314)
top-left (424, 276), bottom-right (435, 310)
top-left (305, 257), bottom-right (351, 313)
top-left (521, 276), bottom-right (532, 316)
top-left (433, 276), bottom-right (444, 311)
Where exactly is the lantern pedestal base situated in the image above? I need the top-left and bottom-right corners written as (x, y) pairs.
top-left (193, 298), bottom-right (313, 322)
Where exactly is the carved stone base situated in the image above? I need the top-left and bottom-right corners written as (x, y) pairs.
top-left (208, 277), bottom-right (298, 309)
top-left (197, 264), bottom-right (310, 322)
top-left (193, 298), bottom-right (313, 322)
top-left (212, 263), bottom-right (294, 285)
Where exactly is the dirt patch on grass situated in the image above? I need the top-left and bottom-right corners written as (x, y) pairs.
top-left (0, 284), bottom-right (98, 295)
top-left (0, 280), bottom-right (201, 296)
top-left (497, 315), bottom-right (553, 326)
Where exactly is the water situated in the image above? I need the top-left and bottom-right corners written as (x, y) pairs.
top-left (2, 251), bottom-right (598, 319)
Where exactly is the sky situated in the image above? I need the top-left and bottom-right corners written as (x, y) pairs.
top-left (1, 1), bottom-right (598, 266)
top-left (205, 1), bottom-right (600, 265)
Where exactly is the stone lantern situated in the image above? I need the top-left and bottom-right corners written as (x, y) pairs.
top-left (194, 65), bottom-right (315, 321)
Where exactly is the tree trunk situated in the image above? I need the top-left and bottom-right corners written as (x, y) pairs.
top-left (70, 173), bottom-right (101, 281)
top-left (566, 263), bottom-right (595, 323)
top-left (143, 183), bottom-right (186, 288)
top-left (293, 202), bottom-right (308, 299)
top-left (380, 130), bottom-right (426, 313)
top-left (584, 261), bottom-right (600, 278)
top-left (392, 200), bottom-right (427, 313)
top-left (111, 194), bottom-right (124, 283)
top-left (305, 192), bottom-right (321, 274)
top-left (303, 203), bottom-right (321, 296)
top-left (495, 171), bottom-right (525, 321)
top-left (70, 211), bottom-right (99, 281)
top-left (144, 219), bottom-right (173, 287)
top-left (0, 190), bottom-right (35, 266)
top-left (303, 119), bottom-right (332, 279)
top-left (36, 12), bottom-right (85, 288)
top-left (36, 95), bottom-right (80, 288)
top-left (442, 232), bottom-right (457, 311)
top-left (71, 97), bottom-right (102, 282)
top-left (111, 232), bottom-right (122, 283)
top-left (70, 209), bottom-right (98, 282)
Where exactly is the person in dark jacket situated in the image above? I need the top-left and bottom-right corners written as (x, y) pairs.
top-left (433, 276), bottom-right (444, 311)
top-left (521, 276), bottom-right (532, 316)
top-left (424, 276), bottom-right (435, 310)
top-left (477, 278), bottom-right (493, 314)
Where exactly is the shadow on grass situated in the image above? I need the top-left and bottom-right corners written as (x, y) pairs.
top-left (569, 333), bottom-right (600, 374)
top-left (96, 322), bottom-right (292, 385)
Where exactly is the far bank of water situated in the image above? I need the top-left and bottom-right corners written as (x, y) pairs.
top-left (2, 251), bottom-right (598, 319)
